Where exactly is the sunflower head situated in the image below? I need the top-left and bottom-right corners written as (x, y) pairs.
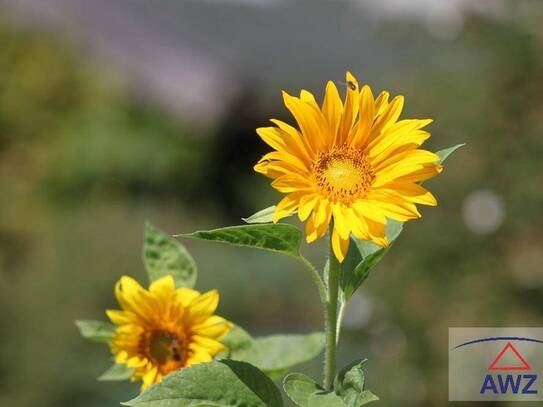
top-left (106, 275), bottom-right (232, 390)
top-left (255, 72), bottom-right (442, 262)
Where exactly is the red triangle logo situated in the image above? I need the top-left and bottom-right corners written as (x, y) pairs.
top-left (488, 342), bottom-right (531, 371)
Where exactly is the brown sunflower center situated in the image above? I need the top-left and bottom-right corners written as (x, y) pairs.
top-left (139, 330), bottom-right (189, 372)
top-left (314, 145), bottom-right (374, 203)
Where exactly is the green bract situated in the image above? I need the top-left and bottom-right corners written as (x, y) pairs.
top-left (75, 320), bottom-right (115, 343)
top-left (242, 205), bottom-right (278, 224)
top-left (334, 360), bottom-right (379, 406)
top-left (98, 364), bottom-right (135, 381)
top-left (436, 143), bottom-right (465, 164)
top-left (284, 373), bottom-right (346, 406)
top-left (284, 361), bottom-right (378, 407)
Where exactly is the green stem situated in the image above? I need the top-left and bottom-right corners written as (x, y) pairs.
top-left (298, 255), bottom-right (327, 306)
top-left (324, 236), bottom-right (340, 390)
top-left (336, 301), bottom-right (346, 344)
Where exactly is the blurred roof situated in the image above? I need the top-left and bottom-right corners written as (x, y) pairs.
top-left (2, 0), bottom-right (506, 126)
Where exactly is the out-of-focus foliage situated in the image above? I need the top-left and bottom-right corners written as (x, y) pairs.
top-left (1, 0), bottom-right (543, 406)
top-left (0, 18), bottom-right (207, 407)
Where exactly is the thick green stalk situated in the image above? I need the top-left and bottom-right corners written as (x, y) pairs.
top-left (324, 236), bottom-right (340, 390)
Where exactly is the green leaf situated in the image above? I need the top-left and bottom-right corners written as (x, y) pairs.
top-left (340, 245), bottom-right (385, 301)
top-left (307, 392), bottom-right (349, 407)
top-left (98, 363), bottom-right (134, 381)
top-left (435, 143), bottom-right (465, 164)
top-left (143, 222), bottom-right (197, 288)
top-left (338, 220), bottom-right (403, 302)
top-left (242, 206), bottom-right (277, 224)
top-left (283, 373), bottom-right (346, 407)
top-left (179, 224), bottom-right (302, 258)
top-left (220, 328), bottom-right (323, 379)
top-left (219, 325), bottom-right (254, 356)
top-left (267, 368), bottom-right (290, 381)
top-left (334, 360), bottom-right (379, 406)
top-left (335, 221), bottom-right (403, 338)
top-left (231, 333), bottom-right (325, 378)
top-left (351, 392), bottom-right (379, 406)
top-left (75, 320), bottom-right (115, 343)
top-left (123, 360), bottom-right (283, 407)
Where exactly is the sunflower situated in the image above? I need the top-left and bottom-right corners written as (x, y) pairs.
top-left (255, 72), bottom-right (442, 262)
top-left (106, 275), bottom-right (232, 390)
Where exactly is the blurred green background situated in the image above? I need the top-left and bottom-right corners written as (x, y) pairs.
top-left (0, 0), bottom-right (542, 406)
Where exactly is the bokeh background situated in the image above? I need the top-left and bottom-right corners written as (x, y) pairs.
top-left (1, 0), bottom-right (542, 406)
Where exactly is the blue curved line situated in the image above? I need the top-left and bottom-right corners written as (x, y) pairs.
top-left (453, 336), bottom-right (543, 350)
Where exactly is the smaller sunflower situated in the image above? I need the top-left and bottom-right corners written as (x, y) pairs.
top-left (106, 275), bottom-right (232, 390)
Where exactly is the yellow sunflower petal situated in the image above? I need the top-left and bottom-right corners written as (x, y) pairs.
top-left (336, 72), bottom-right (360, 145)
top-left (114, 350), bottom-right (129, 363)
top-left (186, 350), bottom-right (213, 365)
top-left (192, 335), bottom-right (226, 354)
top-left (365, 192), bottom-right (421, 221)
top-left (192, 316), bottom-right (232, 340)
top-left (374, 91), bottom-right (390, 115)
top-left (149, 275), bottom-right (175, 297)
top-left (372, 150), bottom-right (440, 187)
top-left (126, 356), bottom-right (148, 369)
top-left (106, 309), bottom-right (136, 326)
top-left (187, 290), bottom-right (219, 323)
top-left (368, 95), bottom-right (404, 141)
top-left (365, 218), bottom-right (389, 247)
top-left (351, 84), bottom-right (375, 148)
top-left (378, 182), bottom-right (437, 206)
top-left (346, 207), bottom-right (370, 241)
top-left (270, 119), bottom-right (315, 162)
top-left (322, 80), bottom-right (343, 143)
top-left (271, 173), bottom-right (312, 193)
top-left (395, 163), bottom-right (443, 183)
top-left (306, 202), bottom-right (331, 243)
top-left (331, 204), bottom-right (351, 240)
top-left (273, 192), bottom-right (304, 223)
top-left (141, 366), bottom-right (158, 390)
top-left (351, 201), bottom-right (387, 224)
top-left (298, 193), bottom-right (319, 222)
top-left (368, 119), bottom-right (432, 163)
top-left (300, 89), bottom-right (318, 106)
top-left (256, 126), bottom-right (313, 166)
top-left (331, 226), bottom-right (350, 263)
top-left (313, 198), bottom-right (332, 230)
top-left (282, 91), bottom-right (327, 152)
top-left (176, 287), bottom-right (200, 307)
top-left (115, 276), bottom-right (156, 321)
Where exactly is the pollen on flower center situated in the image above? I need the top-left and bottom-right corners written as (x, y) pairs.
top-left (314, 145), bottom-right (374, 203)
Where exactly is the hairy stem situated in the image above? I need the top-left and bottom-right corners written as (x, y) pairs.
top-left (324, 236), bottom-right (340, 389)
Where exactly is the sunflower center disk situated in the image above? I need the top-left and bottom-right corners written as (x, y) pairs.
top-left (145, 330), bottom-right (187, 371)
top-left (315, 145), bottom-right (374, 204)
